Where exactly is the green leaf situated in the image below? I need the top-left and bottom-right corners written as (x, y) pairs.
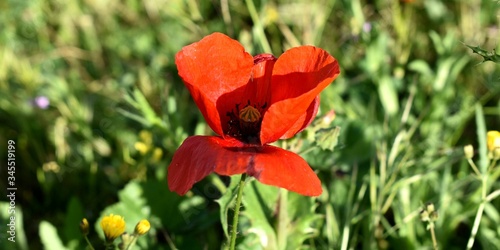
top-left (286, 213), bottom-right (323, 249)
top-left (315, 126), bottom-right (341, 151)
top-left (0, 202), bottom-right (28, 250)
top-left (120, 88), bottom-right (166, 128)
top-left (362, 33), bottom-right (389, 77)
top-left (286, 192), bottom-right (323, 249)
top-left (63, 197), bottom-right (85, 247)
top-left (336, 121), bottom-right (373, 163)
top-left (15, 205), bottom-right (28, 250)
top-left (466, 44), bottom-right (500, 63)
top-left (325, 204), bottom-right (340, 247)
top-left (140, 180), bottom-right (184, 230)
top-left (378, 76), bottom-right (399, 115)
top-left (434, 57), bottom-right (454, 91)
top-left (484, 203), bottom-right (500, 224)
top-left (39, 221), bottom-right (66, 250)
top-left (408, 60), bottom-right (434, 76)
top-left (241, 181), bottom-right (279, 249)
top-left (132, 88), bottom-right (159, 124)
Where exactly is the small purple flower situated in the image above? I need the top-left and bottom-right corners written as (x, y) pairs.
top-left (34, 96), bottom-right (50, 109)
top-left (363, 22), bottom-right (372, 33)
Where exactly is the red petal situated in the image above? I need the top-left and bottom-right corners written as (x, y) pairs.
top-left (167, 136), bottom-right (247, 195)
top-left (211, 54), bottom-right (276, 137)
top-left (245, 54), bottom-right (277, 106)
top-left (260, 46), bottom-right (340, 144)
top-left (280, 96), bottom-right (320, 139)
top-left (246, 145), bottom-right (322, 196)
top-left (175, 33), bottom-right (254, 136)
top-left (167, 136), bottom-right (322, 196)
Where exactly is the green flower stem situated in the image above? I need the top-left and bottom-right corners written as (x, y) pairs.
top-left (466, 175), bottom-right (487, 250)
top-left (428, 222), bottom-right (438, 250)
top-left (124, 234), bottom-right (138, 250)
top-left (104, 242), bottom-right (115, 250)
top-left (465, 147), bottom-right (500, 250)
top-left (467, 158), bottom-right (481, 177)
top-left (277, 189), bottom-right (288, 250)
top-left (486, 189), bottom-right (500, 202)
top-left (487, 158), bottom-right (498, 172)
top-left (229, 174), bottom-right (247, 250)
top-left (83, 235), bottom-right (95, 250)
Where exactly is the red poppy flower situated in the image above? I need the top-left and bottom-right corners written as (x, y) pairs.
top-left (168, 33), bottom-right (340, 196)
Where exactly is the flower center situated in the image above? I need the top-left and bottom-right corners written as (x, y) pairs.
top-left (226, 101), bottom-right (266, 144)
top-left (239, 105), bottom-right (261, 123)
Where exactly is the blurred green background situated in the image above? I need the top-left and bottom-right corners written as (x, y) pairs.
top-left (1, 0), bottom-right (500, 249)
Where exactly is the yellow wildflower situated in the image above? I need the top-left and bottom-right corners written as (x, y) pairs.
top-left (134, 219), bottom-right (151, 235)
top-left (152, 147), bottom-right (163, 162)
top-left (134, 141), bottom-right (150, 155)
top-left (487, 131), bottom-right (500, 152)
top-left (100, 214), bottom-right (125, 242)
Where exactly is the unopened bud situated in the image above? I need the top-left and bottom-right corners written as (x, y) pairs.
top-left (420, 210), bottom-right (429, 222)
top-left (134, 219), bottom-right (151, 236)
top-left (464, 144), bottom-right (474, 159)
top-left (426, 203), bottom-right (435, 213)
top-left (420, 203), bottom-right (438, 222)
top-left (80, 218), bottom-right (89, 236)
